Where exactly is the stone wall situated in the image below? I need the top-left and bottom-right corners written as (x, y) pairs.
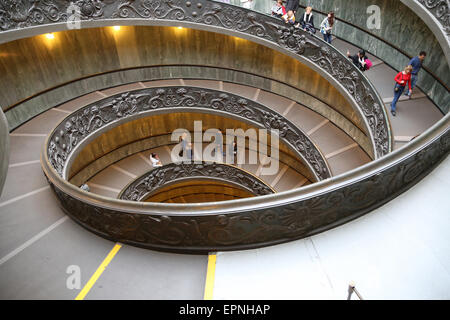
top-left (0, 108), bottom-right (9, 196)
top-left (230, 0), bottom-right (449, 113)
top-left (0, 26), bottom-right (359, 133)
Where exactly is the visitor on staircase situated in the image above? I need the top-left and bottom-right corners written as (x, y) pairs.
top-left (404, 51), bottom-right (426, 97)
top-left (390, 65), bottom-right (413, 117)
top-left (320, 12), bottom-right (335, 44)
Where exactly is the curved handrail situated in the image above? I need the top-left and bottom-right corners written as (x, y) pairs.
top-left (294, 1), bottom-right (449, 93)
top-left (407, 0), bottom-right (450, 66)
top-left (3, 64), bottom-right (372, 158)
top-left (47, 86), bottom-right (331, 182)
top-left (118, 162), bottom-right (275, 201)
top-left (41, 113), bottom-right (449, 252)
top-left (0, 0), bottom-right (392, 158)
top-left (28, 0), bottom-right (448, 253)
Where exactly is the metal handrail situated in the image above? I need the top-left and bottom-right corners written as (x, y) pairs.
top-left (293, 2), bottom-right (449, 92)
top-left (42, 113), bottom-right (449, 215)
top-left (39, 112), bottom-right (449, 252)
top-left (2, 0), bottom-right (448, 252)
top-left (117, 162), bottom-right (276, 201)
top-left (0, 0), bottom-right (392, 158)
top-left (46, 86), bottom-right (332, 182)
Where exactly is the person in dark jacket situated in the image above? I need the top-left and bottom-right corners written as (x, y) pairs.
top-left (299, 6), bottom-right (315, 32)
top-left (347, 49), bottom-right (369, 72)
top-left (404, 51), bottom-right (426, 97)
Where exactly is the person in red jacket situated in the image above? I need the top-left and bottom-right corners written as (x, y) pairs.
top-left (390, 65), bottom-right (413, 116)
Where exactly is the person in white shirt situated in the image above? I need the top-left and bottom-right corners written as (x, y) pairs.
top-left (149, 153), bottom-right (163, 168)
top-left (80, 183), bottom-right (90, 192)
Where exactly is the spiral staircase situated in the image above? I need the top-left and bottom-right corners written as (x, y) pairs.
top-left (0, 0), bottom-right (448, 299)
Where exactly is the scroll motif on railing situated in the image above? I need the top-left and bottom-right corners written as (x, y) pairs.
top-left (47, 127), bottom-right (449, 251)
top-left (47, 86), bottom-right (331, 181)
top-left (417, 0), bottom-right (450, 37)
top-left (119, 162), bottom-right (274, 201)
top-left (0, 0), bottom-right (391, 158)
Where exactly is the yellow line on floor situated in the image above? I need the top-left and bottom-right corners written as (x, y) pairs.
top-left (75, 243), bottom-right (122, 300)
top-left (204, 253), bottom-right (217, 300)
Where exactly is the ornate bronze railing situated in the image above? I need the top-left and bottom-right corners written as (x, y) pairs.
top-left (3, 0), bottom-right (447, 253)
top-left (0, 0), bottom-right (392, 158)
top-left (47, 86), bottom-right (331, 181)
top-left (413, 0), bottom-right (450, 71)
top-left (118, 162), bottom-right (275, 201)
top-left (42, 114), bottom-right (448, 253)
top-left (417, 0), bottom-right (450, 38)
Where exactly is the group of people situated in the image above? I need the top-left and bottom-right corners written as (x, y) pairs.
top-left (271, 1), bottom-right (334, 42)
top-left (270, 1), bottom-right (426, 117)
top-left (346, 49), bottom-right (426, 117)
top-left (77, 1), bottom-right (428, 194)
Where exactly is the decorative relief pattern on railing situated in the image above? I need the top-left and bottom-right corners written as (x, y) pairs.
top-left (119, 162), bottom-right (274, 201)
top-left (47, 86), bottom-right (331, 181)
top-left (0, 0), bottom-right (391, 158)
top-left (46, 127), bottom-right (449, 252)
top-left (418, 0), bottom-right (450, 37)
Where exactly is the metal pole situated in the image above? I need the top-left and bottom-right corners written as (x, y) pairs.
top-left (347, 282), bottom-right (364, 300)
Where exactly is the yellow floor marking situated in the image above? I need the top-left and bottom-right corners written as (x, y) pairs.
top-left (75, 243), bottom-right (122, 300)
top-left (204, 253), bottom-right (217, 300)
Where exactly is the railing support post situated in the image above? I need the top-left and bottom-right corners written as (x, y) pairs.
top-left (347, 282), bottom-right (364, 300)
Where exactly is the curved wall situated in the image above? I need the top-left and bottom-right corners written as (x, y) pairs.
top-left (3, 65), bottom-right (372, 156)
top-left (144, 180), bottom-right (257, 203)
top-left (0, 26), bottom-right (359, 131)
top-left (67, 112), bottom-right (311, 181)
top-left (401, 0), bottom-right (450, 66)
top-left (243, 0), bottom-right (449, 113)
top-left (0, 108), bottom-right (9, 196)
top-left (69, 132), bottom-right (311, 188)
